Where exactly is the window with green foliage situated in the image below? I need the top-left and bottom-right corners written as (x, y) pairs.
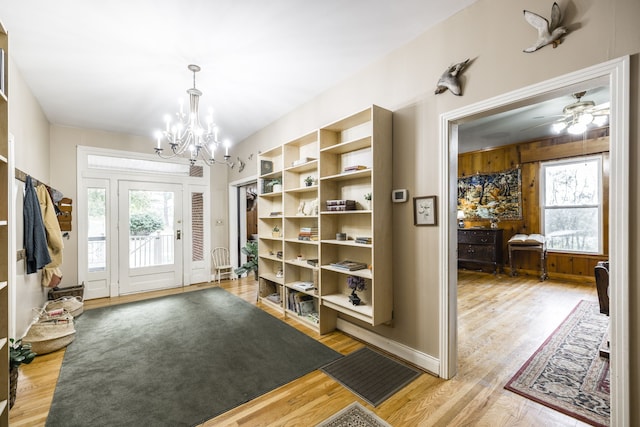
top-left (541, 155), bottom-right (602, 254)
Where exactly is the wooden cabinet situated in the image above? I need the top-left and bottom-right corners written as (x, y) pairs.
top-left (458, 229), bottom-right (503, 274)
top-left (256, 106), bottom-right (393, 333)
top-left (0, 20), bottom-right (9, 425)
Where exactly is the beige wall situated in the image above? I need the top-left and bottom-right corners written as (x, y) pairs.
top-left (232, 0), bottom-right (640, 417)
top-left (8, 57), bottom-right (52, 337)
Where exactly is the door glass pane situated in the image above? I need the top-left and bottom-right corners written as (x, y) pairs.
top-left (129, 190), bottom-right (174, 268)
top-left (88, 188), bottom-right (106, 272)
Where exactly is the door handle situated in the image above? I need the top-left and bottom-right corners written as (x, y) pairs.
top-left (177, 230), bottom-right (181, 240)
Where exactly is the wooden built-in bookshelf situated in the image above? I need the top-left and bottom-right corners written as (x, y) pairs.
top-left (257, 106), bottom-right (392, 334)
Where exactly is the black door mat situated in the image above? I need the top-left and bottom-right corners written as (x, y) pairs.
top-left (320, 347), bottom-right (422, 407)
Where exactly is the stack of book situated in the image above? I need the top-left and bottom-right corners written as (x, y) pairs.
top-left (355, 236), bottom-right (372, 244)
top-left (292, 281), bottom-right (315, 292)
top-left (288, 290), bottom-right (317, 319)
top-left (343, 165), bottom-right (367, 172)
top-left (326, 199), bottom-right (356, 211)
top-left (330, 259), bottom-right (368, 271)
top-left (298, 227), bottom-right (318, 241)
top-left (306, 259), bottom-right (319, 267)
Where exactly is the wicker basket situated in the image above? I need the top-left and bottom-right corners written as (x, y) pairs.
top-left (48, 283), bottom-right (85, 300)
top-left (22, 312), bottom-right (76, 354)
top-left (44, 297), bottom-right (84, 318)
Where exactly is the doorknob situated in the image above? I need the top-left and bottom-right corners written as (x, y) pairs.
top-left (177, 230), bottom-right (181, 240)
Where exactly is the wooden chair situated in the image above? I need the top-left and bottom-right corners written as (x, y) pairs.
top-left (211, 247), bottom-right (234, 284)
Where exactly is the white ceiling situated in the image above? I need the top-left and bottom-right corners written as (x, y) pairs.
top-left (0, 0), bottom-right (479, 146)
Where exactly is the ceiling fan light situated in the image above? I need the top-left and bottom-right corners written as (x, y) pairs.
top-left (593, 115), bottom-right (608, 126)
top-left (578, 112), bottom-right (594, 125)
top-left (567, 122), bottom-right (587, 135)
top-left (552, 122), bottom-right (567, 133)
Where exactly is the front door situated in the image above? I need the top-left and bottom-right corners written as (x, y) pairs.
top-left (118, 181), bottom-right (183, 294)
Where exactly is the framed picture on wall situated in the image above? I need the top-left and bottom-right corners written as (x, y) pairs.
top-left (414, 196), bottom-right (437, 226)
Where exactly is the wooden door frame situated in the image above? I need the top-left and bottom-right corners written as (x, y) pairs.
top-left (439, 57), bottom-right (630, 425)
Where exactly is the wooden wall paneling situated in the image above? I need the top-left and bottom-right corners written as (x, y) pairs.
top-left (459, 133), bottom-right (609, 281)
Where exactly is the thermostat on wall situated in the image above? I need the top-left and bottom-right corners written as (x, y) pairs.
top-left (392, 189), bottom-right (408, 203)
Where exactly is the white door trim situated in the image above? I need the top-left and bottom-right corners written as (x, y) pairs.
top-left (228, 174), bottom-right (258, 271)
top-left (439, 56), bottom-right (630, 425)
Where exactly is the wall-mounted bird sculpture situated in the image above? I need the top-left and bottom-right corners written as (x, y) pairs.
top-left (435, 58), bottom-right (470, 96)
top-left (523, 2), bottom-right (567, 53)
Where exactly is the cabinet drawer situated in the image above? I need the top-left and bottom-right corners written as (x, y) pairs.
top-left (458, 244), bottom-right (496, 262)
top-left (458, 230), bottom-right (497, 244)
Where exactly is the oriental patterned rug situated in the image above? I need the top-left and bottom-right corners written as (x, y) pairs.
top-left (315, 402), bottom-right (391, 427)
top-left (505, 300), bottom-right (609, 427)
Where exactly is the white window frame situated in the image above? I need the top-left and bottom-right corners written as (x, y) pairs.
top-left (540, 155), bottom-right (603, 255)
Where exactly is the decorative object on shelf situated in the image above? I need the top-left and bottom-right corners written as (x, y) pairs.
top-left (434, 58), bottom-right (470, 96)
top-left (260, 159), bottom-right (273, 175)
top-left (271, 225), bottom-right (281, 237)
top-left (414, 196), bottom-right (437, 226)
top-left (523, 2), bottom-right (567, 53)
top-left (9, 338), bottom-right (37, 409)
top-left (457, 210), bottom-right (465, 228)
top-left (276, 269), bottom-right (284, 278)
top-left (234, 240), bottom-right (259, 280)
top-left (347, 275), bottom-right (366, 306)
top-left (304, 176), bottom-right (314, 187)
top-left (458, 168), bottom-right (522, 220)
top-left (153, 64), bottom-right (234, 167)
top-left (336, 233), bottom-right (347, 241)
top-left (364, 192), bottom-right (372, 210)
top-left (265, 178), bottom-right (282, 193)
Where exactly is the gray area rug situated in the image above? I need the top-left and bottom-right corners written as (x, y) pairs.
top-left (505, 300), bottom-right (609, 427)
top-left (321, 347), bottom-right (421, 407)
top-left (316, 402), bottom-right (391, 427)
top-left (46, 287), bottom-right (341, 427)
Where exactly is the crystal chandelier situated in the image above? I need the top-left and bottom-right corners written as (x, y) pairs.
top-left (154, 64), bottom-right (233, 167)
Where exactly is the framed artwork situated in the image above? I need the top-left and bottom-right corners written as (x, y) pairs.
top-left (457, 168), bottom-right (522, 220)
top-left (414, 196), bottom-right (437, 226)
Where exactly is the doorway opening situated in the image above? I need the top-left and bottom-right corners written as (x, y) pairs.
top-left (440, 57), bottom-right (630, 424)
top-left (228, 176), bottom-right (258, 273)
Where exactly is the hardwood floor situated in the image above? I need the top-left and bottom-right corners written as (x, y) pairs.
top-left (9, 271), bottom-right (598, 426)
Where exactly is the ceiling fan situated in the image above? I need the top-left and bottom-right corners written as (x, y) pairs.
top-left (550, 91), bottom-right (610, 135)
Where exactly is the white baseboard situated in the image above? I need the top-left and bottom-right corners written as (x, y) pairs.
top-left (336, 318), bottom-right (440, 376)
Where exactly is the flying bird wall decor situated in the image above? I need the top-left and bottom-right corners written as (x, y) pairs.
top-left (523, 2), bottom-right (568, 53)
top-left (434, 58), bottom-right (470, 96)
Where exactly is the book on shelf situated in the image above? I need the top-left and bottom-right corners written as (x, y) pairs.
top-left (326, 199), bottom-right (356, 206)
top-left (508, 234), bottom-right (546, 245)
top-left (306, 259), bottom-right (319, 267)
top-left (355, 237), bottom-right (372, 244)
top-left (292, 282), bottom-right (315, 292)
top-left (298, 226), bottom-right (318, 241)
top-left (288, 290), bottom-right (315, 314)
top-left (269, 211), bottom-right (282, 216)
top-left (330, 260), bottom-right (368, 271)
top-left (343, 165), bottom-right (368, 172)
